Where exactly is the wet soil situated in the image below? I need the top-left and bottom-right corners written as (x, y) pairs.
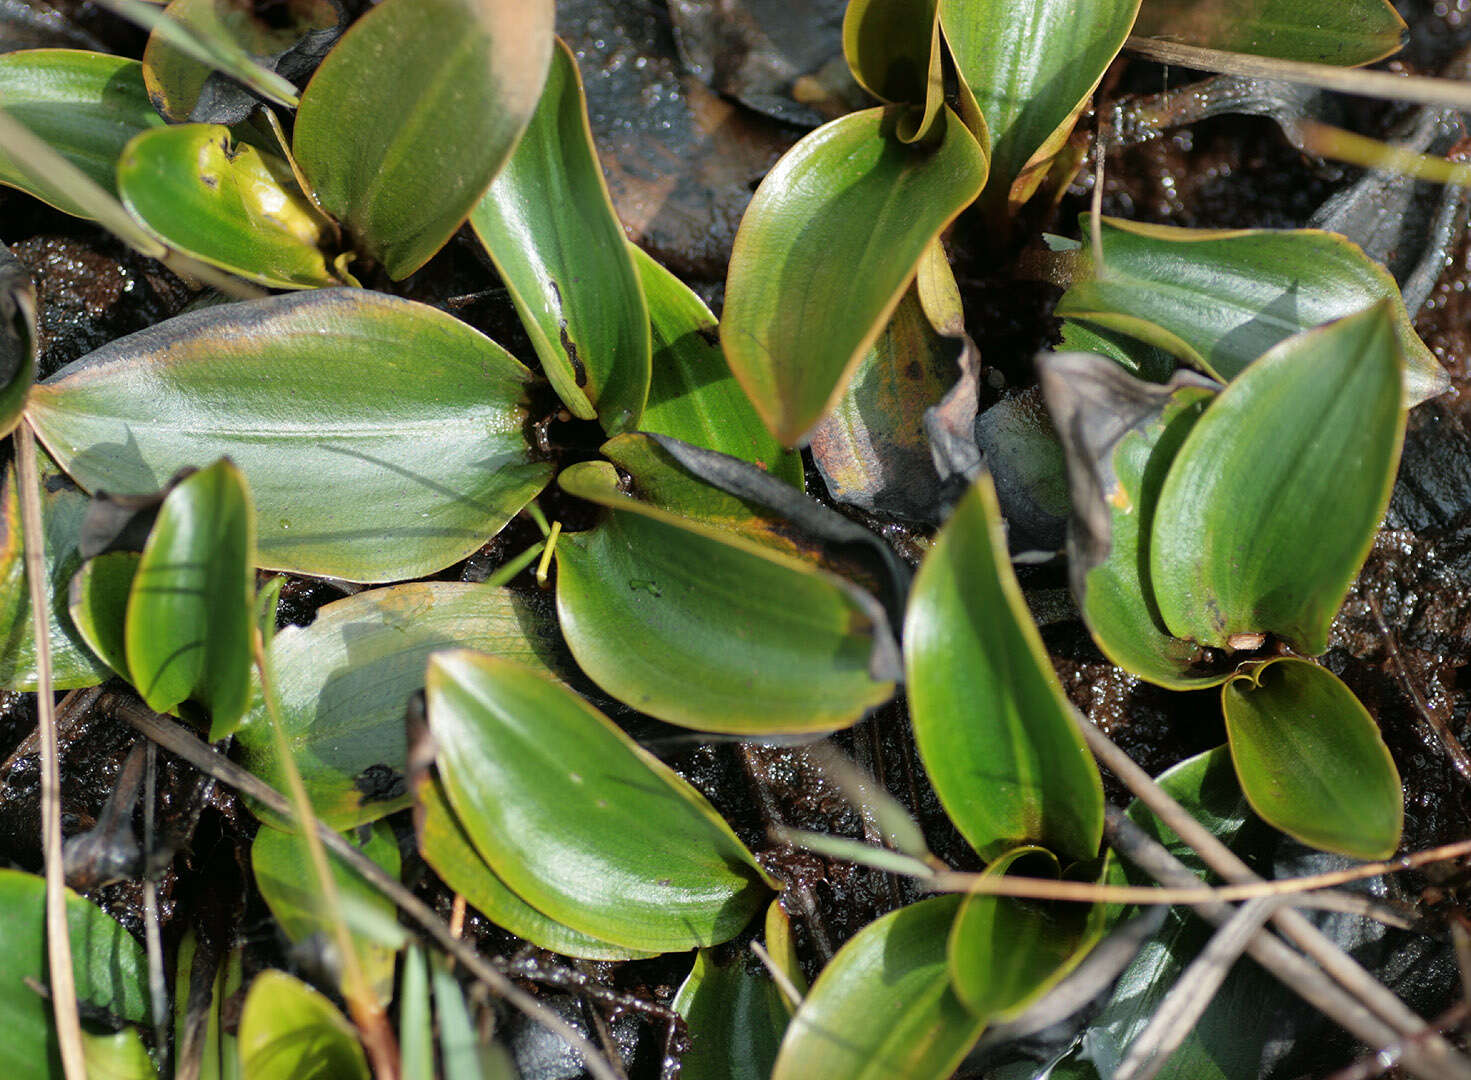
top-left (6, 1), bottom-right (1471, 1077)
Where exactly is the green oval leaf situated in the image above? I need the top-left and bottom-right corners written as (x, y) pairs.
top-left (1038, 352), bottom-right (1226, 690)
top-left (633, 246), bottom-right (802, 487)
top-left (809, 283), bottom-right (960, 521)
top-left (722, 105), bottom-right (988, 446)
top-left (252, 820), bottom-right (405, 1003)
top-left (1151, 303), bottom-right (1404, 654)
top-left (674, 948), bottom-right (791, 1080)
top-left (0, 867), bottom-right (151, 1080)
top-left (238, 969), bottom-right (368, 1080)
top-left (555, 461), bottom-right (896, 734)
top-left (948, 846), bottom-right (1100, 1021)
top-left (0, 244), bottom-right (36, 437)
top-left (118, 124), bottom-right (341, 290)
top-left (471, 39), bottom-right (649, 432)
top-left (417, 774), bottom-right (653, 961)
top-left (293, 0), bottom-right (555, 279)
top-left (236, 581), bottom-right (571, 830)
top-left (80, 1029), bottom-right (157, 1080)
top-left (1222, 658), bottom-right (1402, 859)
top-left (941, 0), bottom-right (1140, 208)
top-left (0, 454), bottom-right (112, 691)
top-left (68, 550), bottom-right (139, 679)
top-left (1056, 215), bottom-right (1447, 405)
top-left (143, 0), bottom-right (340, 123)
top-left (124, 458), bottom-right (254, 740)
top-left (771, 895), bottom-right (982, 1080)
top-left (842, 0), bottom-right (944, 142)
top-left (427, 649), bottom-right (773, 952)
top-left (905, 474), bottom-right (1104, 863)
top-left (0, 49), bottom-right (165, 218)
top-left (28, 290), bottom-right (551, 582)
top-left (1133, 0), bottom-right (1405, 65)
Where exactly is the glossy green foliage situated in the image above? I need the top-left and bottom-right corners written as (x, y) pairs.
top-left (68, 551), bottom-right (139, 679)
top-left (252, 821), bottom-right (406, 1003)
top-left (118, 124), bottom-right (341, 289)
top-left (0, 868), bottom-right (151, 1080)
top-left (0, 245), bottom-right (35, 437)
top-left (417, 776), bottom-right (654, 961)
top-left (722, 106), bottom-right (988, 446)
top-left (28, 290), bottom-right (550, 582)
top-left (810, 285), bottom-right (961, 520)
top-left (842, 0), bottom-right (943, 141)
top-left (633, 247), bottom-right (802, 487)
top-left (0, 50), bottom-right (165, 217)
top-left (941, 0), bottom-right (1140, 207)
top-left (949, 847), bottom-right (1099, 1020)
top-left (236, 582), bottom-right (569, 829)
top-left (237, 970), bottom-right (368, 1080)
top-left (1151, 304), bottom-right (1404, 654)
top-left (471, 40), bottom-right (649, 432)
top-left (771, 896), bottom-right (983, 1080)
top-left (0, 455), bottom-right (112, 690)
top-left (674, 949), bottom-right (791, 1080)
top-left (293, 0), bottom-right (555, 279)
top-left (1039, 353), bottom-right (1224, 690)
top-left (124, 459), bottom-right (254, 739)
top-left (142, 0), bottom-right (339, 121)
top-left (1223, 659), bottom-right (1402, 858)
top-left (427, 650), bottom-right (773, 952)
top-left (905, 475), bottom-right (1104, 862)
top-left (1056, 216), bottom-right (1447, 404)
top-left (1133, 0), bottom-right (1406, 65)
top-left (555, 461), bottom-right (896, 734)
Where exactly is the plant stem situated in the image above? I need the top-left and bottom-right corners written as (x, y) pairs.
top-left (15, 420), bottom-right (86, 1080)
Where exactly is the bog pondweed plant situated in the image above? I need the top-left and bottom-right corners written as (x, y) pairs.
top-left (0, 0), bottom-right (1467, 1077)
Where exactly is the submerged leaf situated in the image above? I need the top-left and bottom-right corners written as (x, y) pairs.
top-left (722, 105), bottom-right (987, 446)
top-left (29, 290), bottom-right (551, 582)
top-left (905, 474), bottom-right (1104, 862)
top-left (1222, 658), bottom-right (1402, 859)
top-left (771, 896), bottom-right (982, 1080)
top-left (236, 582), bottom-right (570, 830)
top-left (1056, 215), bottom-right (1447, 405)
top-left (0, 49), bottom-right (165, 217)
top-left (1151, 303), bottom-right (1404, 654)
top-left (293, 0), bottom-right (555, 278)
top-left (471, 39), bottom-right (649, 432)
top-left (118, 123), bottom-right (341, 289)
top-left (427, 650), bottom-right (773, 952)
top-left (556, 461), bottom-right (897, 734)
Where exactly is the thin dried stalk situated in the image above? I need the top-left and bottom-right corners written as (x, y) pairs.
top-left (15, 420), bottom-right (86, 1079)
